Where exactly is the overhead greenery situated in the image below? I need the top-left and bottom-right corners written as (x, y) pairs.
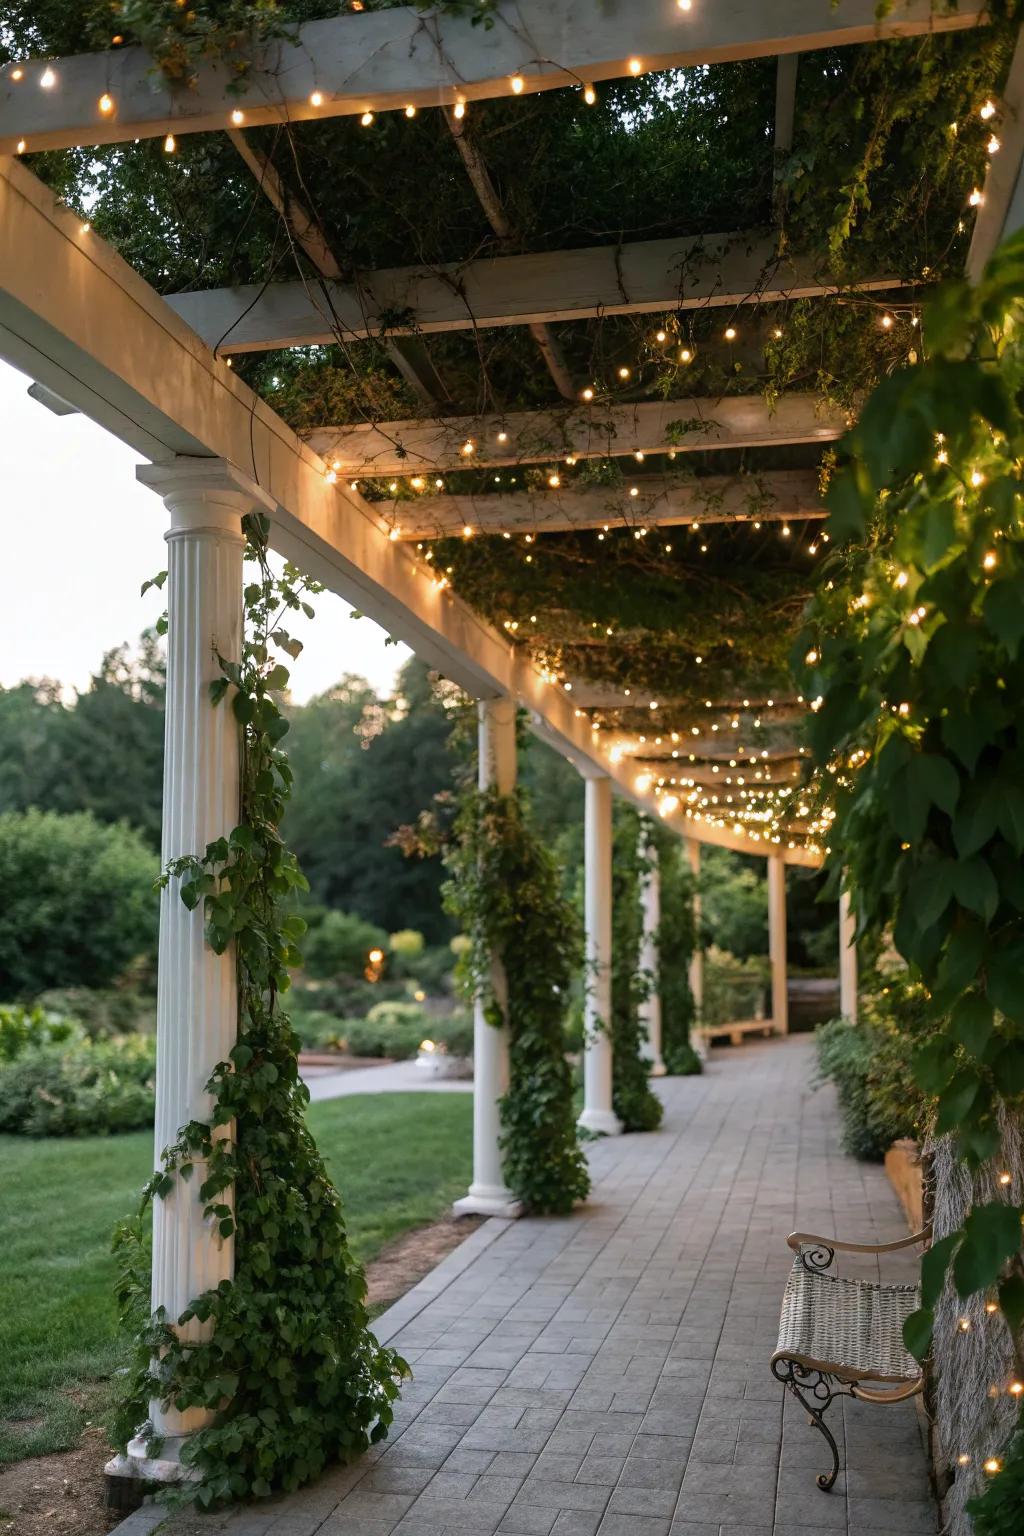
top-left (797, 230), bottom-right (1024, 1509)
top-left (114, 518), bottom-right (406, 1503)
top-left (443, 783), bottom-right (590, 1212)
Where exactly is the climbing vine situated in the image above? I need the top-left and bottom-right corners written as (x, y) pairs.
top-left (442, 783), bottom-right (589, 1212)
top-left (796, 232), bottom-right (1024, 1512)
top-left (112, 515), bottom-right (406, 1503)
top-left (609, 805), bottom-right (663, 1131)
top-left (653, 830), bottom-right (701, 1077)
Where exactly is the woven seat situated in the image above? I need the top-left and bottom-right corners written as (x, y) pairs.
top-left (775, 1251), bottom-right (921, 1384)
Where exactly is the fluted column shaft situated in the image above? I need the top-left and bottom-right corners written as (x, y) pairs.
top-left (578, 776), bottom-right (622, 1135)
top-left (454, 698), bottom-right (522, 1218)
top-left (638, 836), bottom-right (666, 1076)
top-left (839, 887), bottom-right (858, 1024)
top-left (768, 854), bottom-right (789, 1036)
top-left (140, 461), bottom-right (253, 1440)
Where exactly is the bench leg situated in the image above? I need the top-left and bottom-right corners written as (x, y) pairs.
top-left (771, 1358), bottom-right (847, 1491)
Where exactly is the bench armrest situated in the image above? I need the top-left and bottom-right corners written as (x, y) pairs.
top-left (786, 1225), bottom-right (932, 1256)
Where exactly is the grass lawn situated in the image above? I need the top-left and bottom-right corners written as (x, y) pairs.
top-left (0, 1091), bottom-right (472, 1466)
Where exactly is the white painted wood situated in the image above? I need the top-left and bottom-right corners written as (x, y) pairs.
top-left (579, 776), bottom-right (622, 1136)
top-left (686, 839), bottom-right (704, 1029)
top-left (384, 470), bottom-right (823, 539)
top-left (966, 22), bottom-right (1024, 282)
top-left (454, 697), bottom-right (523, 1220)
top-left (639, 833), bottom-right (666, 1077)
top-left (0, 155), bottom-right (820, 867)
top-left (164, 235), bottom-right (903, 352)
top-left (839, 887), bottom-right (858, 1025)
top-left (0, 0), bottom-right (985, 155)
top-left (138, 459), bottom-right (255, 1442)
top-left (307, 394), bottom-right (848, 476)
top-left (768, 854), bottom-right (789, 1036)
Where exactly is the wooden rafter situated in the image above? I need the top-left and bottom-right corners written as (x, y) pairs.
top-left (0, 0), bottom-right (986, 155)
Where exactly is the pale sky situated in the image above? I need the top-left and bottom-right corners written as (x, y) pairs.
top-left (0, 360), bottom-right (409, 703)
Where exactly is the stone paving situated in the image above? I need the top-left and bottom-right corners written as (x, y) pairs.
top-left (130, 1036), bottom-right (935, 1536)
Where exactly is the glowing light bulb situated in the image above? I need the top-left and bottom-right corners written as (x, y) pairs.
top-left (959, 1317), bottom-right (972, 1332)
top-left (984, 551), bottom-right (997, 570)
top-left (583, 83), bottom-right (597, 105)
top-left (999, 1171), bottom-right (1012, 1184)
top-left (310, 90), bottom-right (323, 107)
top-left (629, 58), bottom-right (643, 75)
top-left (629, 486), bottom-right (639, 498)
top-left (10, 67), bottom-right (23, 81)
top-left (582, 387), bottom-right (594, 401)
top-left (462, 525), bottom-right (474, 538)
top-left (453, 99), bottom-right (466, 120)
top-left (1011, 1382), bottom-right (1024, 1395)
top-left (164, 133), bottom-right (176, 153)
top-left (231, 109), bottom-right (244, 126)
top-left (725, 325), bottom-right (737, 340)
top-left (618, 366), bottom-right (631, 380)
top-left (388, 528), bottom-right (400, 541)
top-left (404, 104), bottom-right (417, 118)
top-left (411, 476), bottom-right (424, 490)
top-left (881, 313), bottom-right (894, 330)
top-left (988, 134), bottom-right (1001, 154)
top-left (655, 329), bottom-right (667, 342)
top-left (981, 99), bottom-right (996, 120)
top-left (361, 110), bottom-right (374, 127)
top-left (461, 440), bottom-right (475, 457)
top-left (548, 473), bottom-right (561, 488)
top-left (40, 67), bottom-right (56, 89)
top-left (970, 187), bottom-right (984, 206)
top-left (781, 524), bottom-right (791, 537)
top-left (984, 1459), bottom-right (1001, 1475)
top-left (325, 469), bottom-right (338, 485)
top-left (99, 92), bottom-right (114, 114)
top-left (680, 348), bottom-right (692, 363)
top-left (15, 138), bottom-right (26, 154)
top-left (510, 75), bottom-right (524, 94)
top-left (971, 469), bottom-right (985, 487)
top-left (678, 0), bottom-right (693, 9)
top-left (497, 430), bottom-right (508, 443)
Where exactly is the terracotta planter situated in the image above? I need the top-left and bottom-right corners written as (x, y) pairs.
top-left (885, 1138), bottom-right (924, 1230)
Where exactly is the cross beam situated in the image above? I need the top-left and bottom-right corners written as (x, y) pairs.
top-left (164, 233), bottom-right (903, 353)
top-left (0, 153), bottom-right (818, 866)
top-left (376, 470), bottom-right (823, 539)
top-left (0, 0), bottom-right (985, 156)
top-left (306, 394), bottom-right (848, 476)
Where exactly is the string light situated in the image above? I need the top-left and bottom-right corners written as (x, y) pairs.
top-left (309, 90), bottom-right (323, 107)
top-left (677, 0), bottom-right (693, 8)
top-left (510, 75), bottom-right (524, 95)
top-left (981, 99), bottom-right (997, 120)
top-left (164, 133), bottom-right (176, 153)
top-left (582, 387), bottom-right (594, 401)
top-left (99, 93), bottom-right (114, 114)
top-left (361, 110), bottom-right (374, 127)
top-left (454, 99), bottom-right (466, 120)
top-left (405, 104), bottom-right (417, 118)
top-left (40, 67), bottom-right (56, 89)
top-left (984, 551), bottom-right (997, 570)
top-left (10, 66), bottom-right (24, 81)
top-left (583, 84), bottom-right (597, 105)
top-left (988, 134), bottom-right (1001, 155)
top-left (881, 313), bottom-right (894, 330)
top-left (680, 348), bottom-right (693, 363)
top-left (984, 1458), bottom-right (1002, 1475)
top-left (970, 188), bottom-right (984, 207)
top-left (618, 366), bottom-right (631, 380)
top-left (15, 139), bottom-right (25, 154)
top-left (724, 326), bottom-right (737, 341)
top-left (231, 109), bottom-right (245, 126)
top-left (628, 58), bottom-right (643, 75)
top-left (461, 440), bottom-right (475, 457)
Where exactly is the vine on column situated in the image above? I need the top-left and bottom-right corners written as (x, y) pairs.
top-left (609, 804), bottom-right (664, 1131)
top-left (112, 515), bottom-right (406, 1504)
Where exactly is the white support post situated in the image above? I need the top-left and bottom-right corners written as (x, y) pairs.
top-left (453, 698), bottom-right (523, 1218)
top-left (768, 854), bottom-right (789, 1036)
top-left (839, 887), bottom-right (858, 1025)
top-left (638, 830), bottom-right (666, 1077)
top-left (578, 776), bottom-right (622, 1136)
top-left (110, 459), bottom-right (258, 1483)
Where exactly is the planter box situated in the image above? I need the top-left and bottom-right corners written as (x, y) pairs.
top-left (885, 1138), bottom-right (924, 1230)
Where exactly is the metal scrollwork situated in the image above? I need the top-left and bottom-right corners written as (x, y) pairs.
top-left (800, 1243), bottom-right (836, 1275)
top-left (771, 1356), bottom-right (852, 1491)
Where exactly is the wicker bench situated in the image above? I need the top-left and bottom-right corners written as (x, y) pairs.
top-left (770, 1224), bottom-right (931, 1490)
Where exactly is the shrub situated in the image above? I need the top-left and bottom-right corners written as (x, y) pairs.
top-left (289, 1007), bottom-right (347, 1052)
top-left (431, 1012), bottom-right (474, 1059)
top-left (701, 946), bottom-right (770, 1027)
top-left (0, 1002), bottom-right (78, 1061)
top-left (0, 809), bottom-right (158, 997)
top-left (389, 929), bottom-right (424, 959)
top-left (0, 1034), bottom-right (155, 1136)
top-left (816, 974), bottom-right (936, 1160)
top-left (342, 1015), bottom-right (425, 1060)
top-left (33, 983), bottom-right (156, 1039)
top-left (301, 908), bottom-right (389, 981)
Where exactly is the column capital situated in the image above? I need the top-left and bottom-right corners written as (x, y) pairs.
top-left (138, 456), bottom-right (274, 539)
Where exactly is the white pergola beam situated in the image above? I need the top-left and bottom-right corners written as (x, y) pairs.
top-left (0, 0), bottom-right (985, 156)
top-left (0, 154), bottom-right (818, 866)
top-left (307, 394), bottom-right (848, 477)
top-left (966, 22), bottom-right (1024, 282)
top-left (164, 234), bottom-right (903, 352)
top-left (381, 470), bottom-right (823, 539)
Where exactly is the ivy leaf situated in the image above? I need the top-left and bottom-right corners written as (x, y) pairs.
top-left (913, 1036), bottom-right (957, 1094)
top-left (935, 1070), bottom-right (981, 1135)
top-left (921, 1232), bottom-right (960, 1309)
top-left (986, 942), bottom-right (1024, 1022)
top-left (983, 580), bottom-right (1024, 656)
top-left (998, 1274), bottom-right (1024, 1335)
top-left (913, 755), bottom-right (960, 816)
top-left (950, 994), bottom-right (993, 1058)
top-left (903, 1306), bottom-right (934, 1363)
top-left (953, 1202), bottom-right (1024, 1297)
top-left (991, 1041), bottom-right (1024, 1094)
top-left (953, 781), bottom-right (999, 858)
top-left (908, 860), bottom-right (955, 929)
top-left (951, 857), bottom-right (999, 921)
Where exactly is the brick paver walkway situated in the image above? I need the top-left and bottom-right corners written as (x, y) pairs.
top-left (128, 1036), bottom-right (934, 1536)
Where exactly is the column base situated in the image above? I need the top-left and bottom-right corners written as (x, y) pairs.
top-left (577, 1107), bottom-right (623, 1136)
top-left (454, 1186), bottom-right (524, 1219)
top-left (105, 1433), bottom-right (202, 1495)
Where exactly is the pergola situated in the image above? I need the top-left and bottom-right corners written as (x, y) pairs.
top-left (1, 0), bottom-right (1020, 1489)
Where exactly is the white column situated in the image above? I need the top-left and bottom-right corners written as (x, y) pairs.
top-left (638, 832), bottom-right (666, 1076)
top-left (768, 854), bottom-right (789, 1036)
top-left (138, 461), bottom-right (254, 1448)
top-left (578, 776), bottom-right (622, 1135)
top-left (453, 697), bottom-right (523, 1218)
top-left (839, 887), bottom-right (858, 1024)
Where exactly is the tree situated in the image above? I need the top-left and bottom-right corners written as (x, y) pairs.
top-left (0, 809), bottom-right (159, 998)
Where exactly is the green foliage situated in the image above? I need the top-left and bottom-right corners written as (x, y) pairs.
top-left (444, 786), bottom-right (589, 1214)
top-left (699, 849), bottom-right (768, 960)
top-left (655, 835), bottom-right (701, 1077)
top-left (610, 807), bottom-right (663, 1132)
top-left (815, 974), bottom-right (936, 1161)
top-left (115, 518), bottom-right (405, 1502)
top-left (301, 907), bottom-right (389, 981)
top-left (0, 1033), bottom-right (155, 1137)
top-left (701, 947), bottom-right (770, 1029)
top-left (0, 809), bottom-right (158, 999)
top-left (0, 1003), bottom-right (76, 1062)
top-left (969, 1411), bottom-right (1024, 1533)
top-left (797, 233), bottom-right (1024, 1373)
